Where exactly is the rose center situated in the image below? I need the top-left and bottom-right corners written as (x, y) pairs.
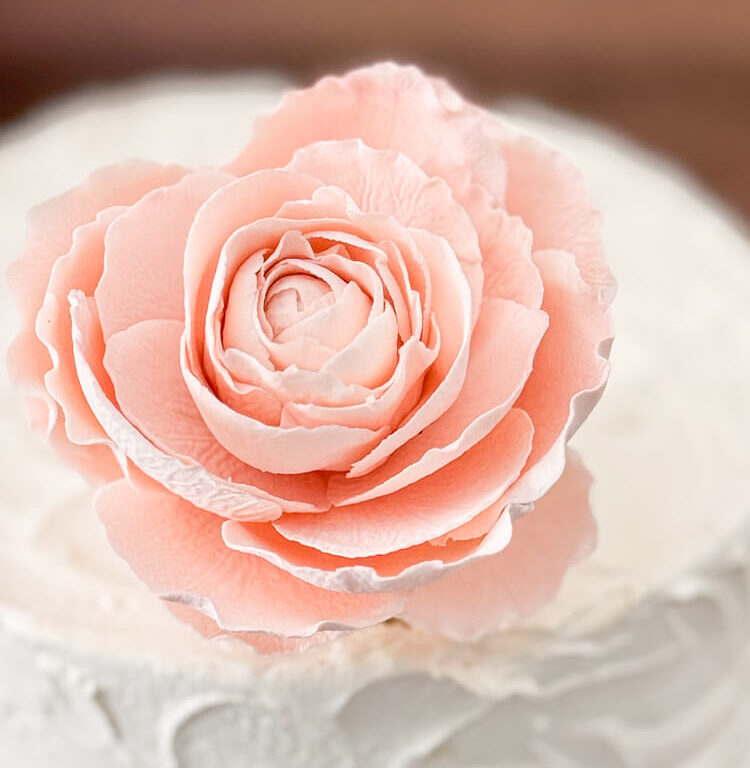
top-left (263, 274), bottom-right (334, 339)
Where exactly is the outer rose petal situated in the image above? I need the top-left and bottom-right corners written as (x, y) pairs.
top-left (36, 208), bottom-right (123, 451)
top-left (95, 170), bottom-right (233, 340)
top-left (7, 160), bottom-right (186, 429)
top-left (166, 603), bottom-right (341, 654)
top-left (499, 128), bottom-right (616, 305)
top-left (222, 511), bottom-right (513, 594)
top-left (400, 450), bottom-right (596, 641)
top-left (230, 62), bottom-right (507, 211)
top-left (511, 249), bottom-right (613, 505)
top-left (96, 480), bottom-right (404, 637)
top-left (70, 295), bottom-right (288, 520)
top-left (273, 409), bottom-right (534, 557)
top-left (102, 318), bottom-right (329, 514)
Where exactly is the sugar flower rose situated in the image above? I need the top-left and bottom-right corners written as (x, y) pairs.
top-left (7, 64), bottom-right (614, 651)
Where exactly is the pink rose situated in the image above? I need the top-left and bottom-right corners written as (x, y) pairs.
top-left (8, 64), bottom-right (614, 650)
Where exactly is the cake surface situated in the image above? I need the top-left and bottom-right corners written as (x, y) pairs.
top-left (0, 75), bottom-right (748, 768)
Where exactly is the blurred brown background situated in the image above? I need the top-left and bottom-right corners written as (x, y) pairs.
top-left (1, 0), bottom-right (748, 218)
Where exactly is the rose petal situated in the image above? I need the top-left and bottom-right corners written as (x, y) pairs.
top-left (37, 207), bottom-right (124, 447)
top-left (97, 481), bottom-right (403, 636)
top-left (476, 204), bottom-right (544, 310)
top-left (7, 160), bottom-right (186, 427)
top-left (166, 602), bottom-right (339, 654)
top-left (287, 139), bottom-right (483, 323)
top-left (346, 229), bottom-right (473, 477)
top-left (222, 510), bottom-right (512, 593)
top-left (274, 408), bottom-right (534, 556)
top-left (511, 249), bottom-right (613, 504)
top-left (500, 129), bottom-right (616, 305)
top-left (231, 62), bottom-right (507, 212)
top-left (401, 450), bottom-right (596, 640)
top-left (70, 294), bottom-right (287, 520)
top-left (95, 171), bottom-right (232, 340)
top-left (183, 169), bottom-right (322, 374)
top-left (183, 356), bottom-right (388, 474)
top-left (102, 317), bottom-right (329, 514)
top-left (281, 336), bottom-right (436, 430)
top-left (329, 298), bottom-right (548, 504)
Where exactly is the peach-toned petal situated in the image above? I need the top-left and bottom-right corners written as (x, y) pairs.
top-left (222, 511), bottom-right (512, 594)
top-left (183, 169), bottom-right (322, 372)
top-left (511, 249), bottom-right (613, 504)
top-left (261, 279), bottom-right (372, 371)
top-left (501, 129), bottom-right (616, 305)
top-left (475, 204), bottom-right (544, 310)
top-left (95, 171), bottom-right (232, 340)
top-left (287, 139), bottom-right (483, 321)
top-left (400, 450), bottom-right (596, 640)
top-left (318, 304), bottom-right (398, 389)
top-left (45, 415), bottom-right (123, 485)
top-left (274, 409), bottom-right (534, 557)
top-left (347, 229), bottom-right (473, 477)
top-left (329, 298), bottom-right (548, 504)
top-left (7, 160), bottom-right (186, 426)
top-left (281, 336), bottom-right (435, 430)
top-left (222, 347), bottom-right (374, 410)
top-left (231, 62), bottom-right (507, 212)
top-left (97, 481), bottom-right (404, 636)
top-left (182, 355), bottom-right (387, 474)
top-left (69, 294), bottom-right (286, 521)
top-left (166, 602), bottom-right (340, 654)
top-left (202, 248), bottom-right (283, 424)
top-left (36, 207), bottom-right (123, 448)
top-left (102, 318), bottom-right (329, 513)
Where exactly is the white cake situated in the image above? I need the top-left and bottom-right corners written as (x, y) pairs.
top-left (0, 75), bottom-right (749, 768)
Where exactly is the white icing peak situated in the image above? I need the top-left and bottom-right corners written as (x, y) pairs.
top-left (0, 74), bottom-right (749, 768)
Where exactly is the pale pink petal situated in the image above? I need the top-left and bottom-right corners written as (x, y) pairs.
top-left (282, 336), bottom-right (435, 430)
top-left (36, 207), bottom-right (123, 447)
top-left (102, 318), bottom-right (329, 513)
top-left (166, 602), bottom-right (341, 654)
top-left (183, 169), bottom-right (322, 373)
top-left (97, 481), bottom-right (404, 636)
top-left (183, 356), bottom-right (388, 474)
top-left (223, 347), bottom-right (375, 409)
top-left (45, 415), bottom-right (123, 484)
top-left (287, 139), bottom-right (483, 321)
top-left (70, 295), bottom-right (290, 521)
top-left (261, 279), bottom-right (372, 371)
top-left (347, 229), bottom-right (473, 477)
top-left (510, 249), bottom-right (614, 504)
top-left (475, 203), bottom-right (544, 310)
top-left (7, 160), bottom-right (186, 428)
top-left (95, 171), bottom-right (232, 340)
top-left (274, 409), bottom-right (534, 556)
top-left (318, 304), bottom-right (398, 389)
top-left (230, 62), bottom-right (507, 212)
top-left (400, 450), bottom-right (596, 640)
top-left (329, 298), bottom-right (548, 504)
top-left (500, 129), bottom-right (616, 306)
top-left (202, 249), bottom-right (283, 423)
top-left (222, 511), bottom-right (512, 593)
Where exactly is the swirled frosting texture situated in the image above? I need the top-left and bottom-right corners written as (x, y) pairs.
top-left (6, 64), bottom-right (613, 648)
